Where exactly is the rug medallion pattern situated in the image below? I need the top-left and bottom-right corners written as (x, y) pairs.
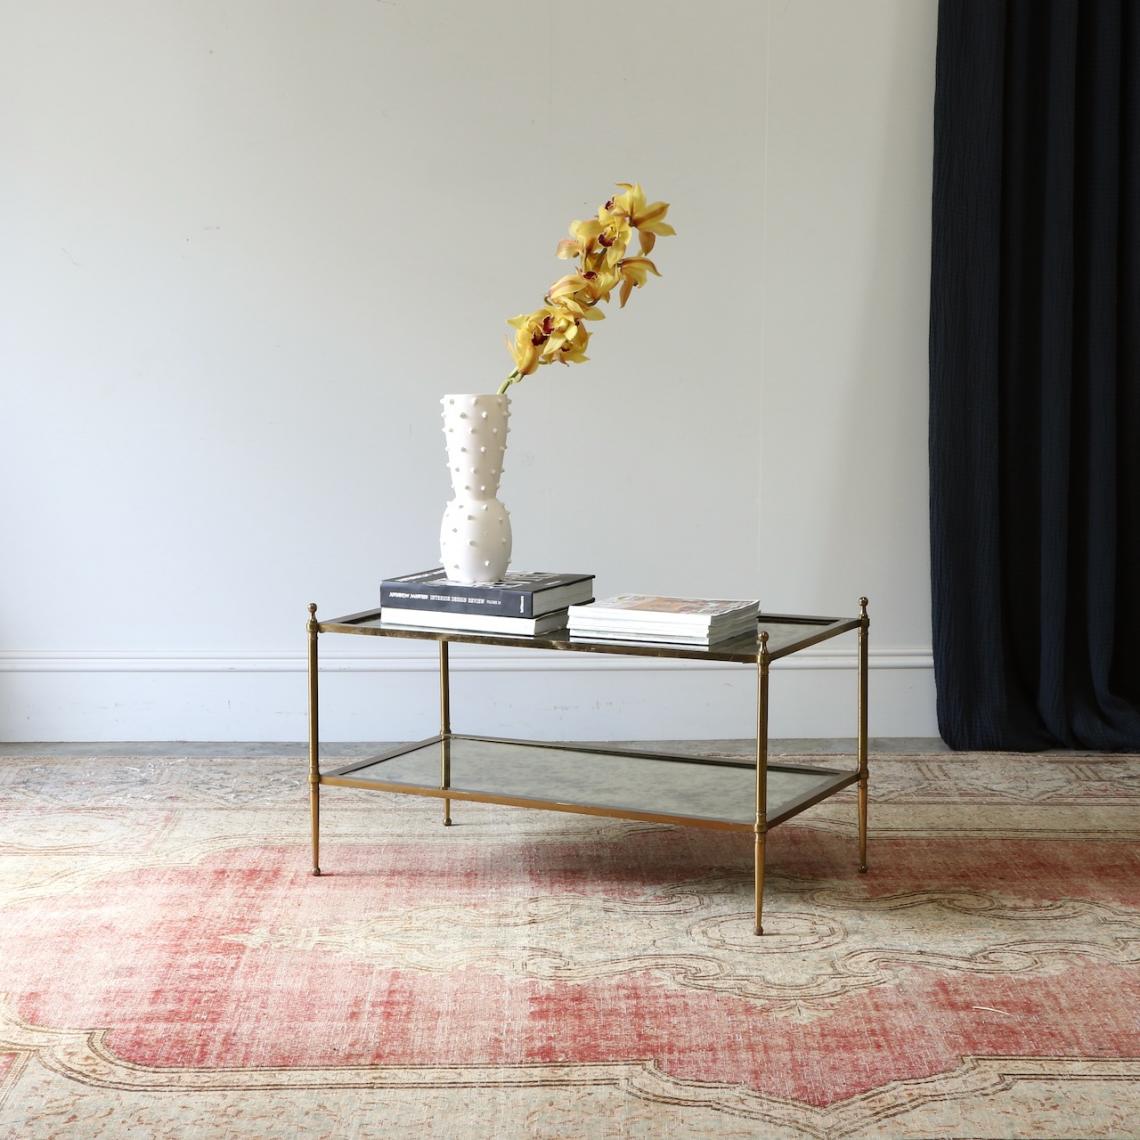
top-left (0, 750), bottom-right (1137, 1137)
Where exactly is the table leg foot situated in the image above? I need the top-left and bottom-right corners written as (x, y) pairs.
top-left (753, 826), bottom-right (767, 938)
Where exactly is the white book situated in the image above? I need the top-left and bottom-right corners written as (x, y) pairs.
top-left (569, 616), bottom-right (757, 640)
top-left (380, 607), bottom-right (568, 635)
top-left (568, 627), bottom-right (753, 646)
top-left (568, 595), bottom-right (759, 630)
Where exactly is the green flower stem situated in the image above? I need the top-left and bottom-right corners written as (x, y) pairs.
top-left (497, 370), bottom-right (521, 396)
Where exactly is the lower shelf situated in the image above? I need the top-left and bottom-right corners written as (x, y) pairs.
top-left (322, 735), bottom-right (858, 831)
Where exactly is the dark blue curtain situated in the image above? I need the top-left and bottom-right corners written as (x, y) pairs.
top-left (929, 0), bottom-right (1140, 749)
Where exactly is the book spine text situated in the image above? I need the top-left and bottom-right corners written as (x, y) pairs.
top-left (381, 587), bottom-right (534, 617)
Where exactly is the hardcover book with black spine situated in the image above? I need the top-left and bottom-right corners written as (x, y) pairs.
top-left (380, 568), bottom-right (594, 619)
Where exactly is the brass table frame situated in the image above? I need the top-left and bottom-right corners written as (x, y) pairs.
top-left (306, 599), bottom-right (870, 936)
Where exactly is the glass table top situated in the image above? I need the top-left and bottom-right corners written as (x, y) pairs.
top-left (317, 608), bottom-right (862, 663)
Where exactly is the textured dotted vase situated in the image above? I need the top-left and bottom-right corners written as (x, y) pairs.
top-left (439, 393), bottom-right (512, 584)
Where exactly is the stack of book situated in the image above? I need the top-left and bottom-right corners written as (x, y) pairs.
top-left (567, 594), bottom-right (760, 645)
top-left (379, 568), bottom-right (595, 635)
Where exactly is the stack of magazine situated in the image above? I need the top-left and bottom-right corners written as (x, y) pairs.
top-left (567, 595), bottom-right (760, 645)
top-left (379, 568), bottom-right (595, 635)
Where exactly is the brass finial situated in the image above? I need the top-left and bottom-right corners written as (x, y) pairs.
top-left (308, 603), bottom-right (317, 618)
top-left (859, 596), bottom-right (869, 619)
top-left (759, 629), bottom-right (770, 657)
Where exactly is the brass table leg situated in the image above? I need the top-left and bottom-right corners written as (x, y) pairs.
top-left (754, 631), bottom-right (770, 935)
top-left (440, 640), bottom-right (452, 826)
top-left (307, 603), bottom-right (321, 876)
top-left (857, 596), bottom-right (870, 873)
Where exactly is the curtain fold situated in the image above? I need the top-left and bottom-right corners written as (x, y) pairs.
top-left (929, 0), bottom-right (1140, 749)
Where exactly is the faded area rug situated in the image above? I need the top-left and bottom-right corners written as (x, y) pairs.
top-left (1, 747), bottom-right (1138, 1138)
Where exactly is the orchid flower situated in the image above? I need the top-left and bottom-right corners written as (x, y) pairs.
top-left (499, 183), bottom-right (673, 394)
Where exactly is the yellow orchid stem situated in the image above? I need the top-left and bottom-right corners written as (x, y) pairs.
top-left (500, 184), bottom-right (672, 391)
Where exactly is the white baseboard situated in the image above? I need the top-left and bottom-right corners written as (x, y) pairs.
top-left (0, 646), bottom-right (938, 742)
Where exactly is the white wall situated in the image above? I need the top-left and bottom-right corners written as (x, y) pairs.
top-left (0, 0), bottom-right (938, 742)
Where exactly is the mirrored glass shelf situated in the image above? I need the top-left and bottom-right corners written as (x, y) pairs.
top-left (324, 736), bottom-right (858, 831)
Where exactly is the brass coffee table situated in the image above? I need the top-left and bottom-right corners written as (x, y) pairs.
top-left (306, 599), bottom-right (870, 935)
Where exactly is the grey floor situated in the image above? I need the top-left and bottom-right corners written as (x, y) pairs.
top-left (0, 738), bottom-right (950, 759)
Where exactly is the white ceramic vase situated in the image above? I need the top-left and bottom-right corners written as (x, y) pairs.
top-left (439, 393), bottom-right (512, 584)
